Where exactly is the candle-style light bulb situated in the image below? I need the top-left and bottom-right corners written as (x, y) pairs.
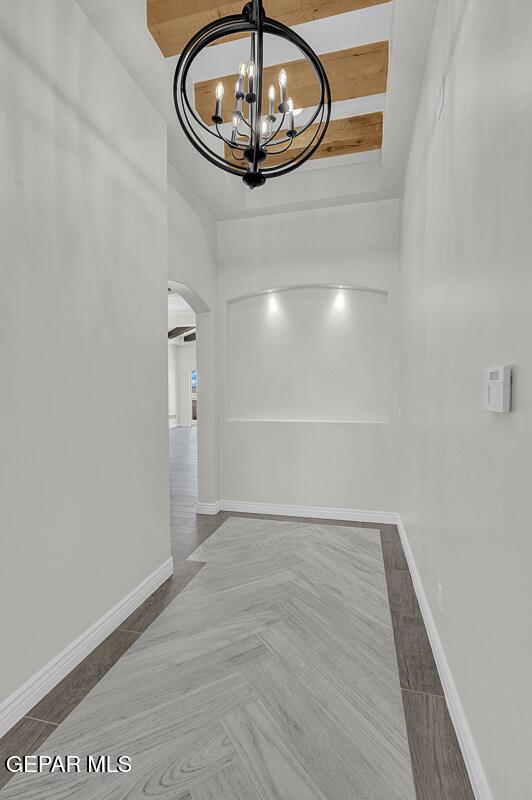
top-left (236, 63), bottom-right (246, 99)
top-left (267, 84), bottom-right (276, 120)
top-left (278, 68), bottom-right (288, 112)
top-left (212, 81), bottom-right (224, 123)
top-left (231, 112), bottom-right (239, 143)
top-left (261, 118), bottom-right (269, 141)
top-left (234, 79), bottom-right (243, 115)
top-left (286, 97), bottom-right (296, 137)
top-left (246, 61), bottom-right (256, 103)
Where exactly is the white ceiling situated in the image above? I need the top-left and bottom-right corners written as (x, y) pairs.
top-left (168, 291), bottom-right (192, 313)
top-left (75, 0), bottom-right (438, 220)
top-left (168, 287), bottom-right (195, 333)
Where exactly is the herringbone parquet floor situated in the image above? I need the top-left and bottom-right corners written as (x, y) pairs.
top-left (1, 516), bottom-right (416, 800)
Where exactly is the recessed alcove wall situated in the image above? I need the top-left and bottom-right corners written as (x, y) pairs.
top-left (217, 199), bottom-right (400, 511)
top-left (226, 285), bottom-right (390, 423)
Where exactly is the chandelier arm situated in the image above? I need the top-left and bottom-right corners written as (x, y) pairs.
top-left (214, 122), bottom-right (230, 145)
top-left (223, 112), bottom-right (253, 147)
top-left (178, 93), bottom-right (248, 176)
top-left (261, 18), bottom-right (326, 137)
top-left (265, 139), bottom-right (295, 156)
top-left (175, 35), bottom-right (254, 174)
top-left (177, 16), bottom-right (254, 141)
top-left (262, 113), bottom-right (286, 147)
top-left (264, 104), bottom-right (325, 159)
top-left (236, 112), bottom-right (252, 132)
top-left (175, 49), bottom-right (251, 175)
top-left (180, 75), bottom-right (232, 143)
top-left (265, 133), bottom-right (292, 148)
top-left (215, 121), bottom-right (238, 148)
top-left (232, 130), bottom-right (250, 148)
top-left (263, 106), bottom-right (328, 176)
top-left (262, 104), bottom-right (325, 172)
top-left (215, 123), bottom-right (249, 153)
top-left (262, 52), bottom-right (331, 176)
top-left (234, 121), bottom-right (250, 141)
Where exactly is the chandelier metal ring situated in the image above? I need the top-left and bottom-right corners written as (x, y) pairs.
top-left (173, 0), bottom-right (331, 188)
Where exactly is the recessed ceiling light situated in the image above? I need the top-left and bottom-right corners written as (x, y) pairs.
top-left (334, 291), bottom-right (345, 310)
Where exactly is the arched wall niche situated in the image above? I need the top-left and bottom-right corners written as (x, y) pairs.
top-left (225, 282), bottom-right (391, 424)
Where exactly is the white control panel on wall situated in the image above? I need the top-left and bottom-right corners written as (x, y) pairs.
top-left (482, 365), bottom-right (512, 412)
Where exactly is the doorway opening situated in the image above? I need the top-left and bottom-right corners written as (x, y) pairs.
top-left (167, 279), bottom-right (216, 520)
top-left (168, 287), bottom-right (196, 429)
top-left (190, 368), bottom-right (197, 426)
top-left (167, 285), bottom-right (197, 518)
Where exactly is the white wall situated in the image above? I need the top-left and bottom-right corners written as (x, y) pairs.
top-left (217, 200), bottom-right (399, 510)
top-left (399, 1), bottom-right (532, 797)
top-left (0, 1), bottom-right (170, 706)
top-left (226, 286), bottom-right (390, 423)
top-left (167, 165), bottom-right (219, 506)
top-left (167, 164), bottom-right (217, 311)
top-left (168, 343), bottom-right (197, 426)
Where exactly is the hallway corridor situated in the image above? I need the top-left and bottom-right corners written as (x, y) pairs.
top-left (1, 517), bottom-right (419, 800)
top-left (0, 424), bottom-right (474, 799)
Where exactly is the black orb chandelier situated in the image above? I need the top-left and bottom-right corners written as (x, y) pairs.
top-left (173, 0), bottom-right (331, 189)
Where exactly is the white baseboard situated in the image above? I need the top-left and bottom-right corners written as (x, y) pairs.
top-left (219, 499), bottom-right (397, 525)
top-left (196, 501), bottom-right (221, 515)
top-left (396, 515), bottom-right (492, 800)
top-left (0, 557), bottom-right (174, 739)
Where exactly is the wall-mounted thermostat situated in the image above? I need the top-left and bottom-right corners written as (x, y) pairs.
top-left (482, 365), bottom-right (512, 412)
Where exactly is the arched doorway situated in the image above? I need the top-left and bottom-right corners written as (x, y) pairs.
top-left (167, 281), bottom-right (218, 519)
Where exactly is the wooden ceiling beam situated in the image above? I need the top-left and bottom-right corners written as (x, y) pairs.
top-left (147, 0), bottom-right (390, 57)
top-left (224, 112), bottom-right (382, 166)
top-left (194, 42), bottom-right (388, 126)
top-left (168, 326), bottom-right (195, 339)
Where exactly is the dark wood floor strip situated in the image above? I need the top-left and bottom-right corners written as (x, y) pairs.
top-left (378, 524), bottom-right (475, 800)
top-left (0, 718), bottom-right (57, 789)
top-left (402, 689), bottom-right (474, 800)
top-left (392, 611), bottom-right (444, 695)
top-left (26, 629), bottom-right (140, 727)
top-left (22, 717), bottom-right (58, 727)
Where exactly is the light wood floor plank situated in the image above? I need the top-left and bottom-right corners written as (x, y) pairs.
top-left (191, 760), bottom-right (262, 800)
top-left (222, 701), bottom-right (330, 800)
top-left (255, 625), bottom-right (413, 798)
